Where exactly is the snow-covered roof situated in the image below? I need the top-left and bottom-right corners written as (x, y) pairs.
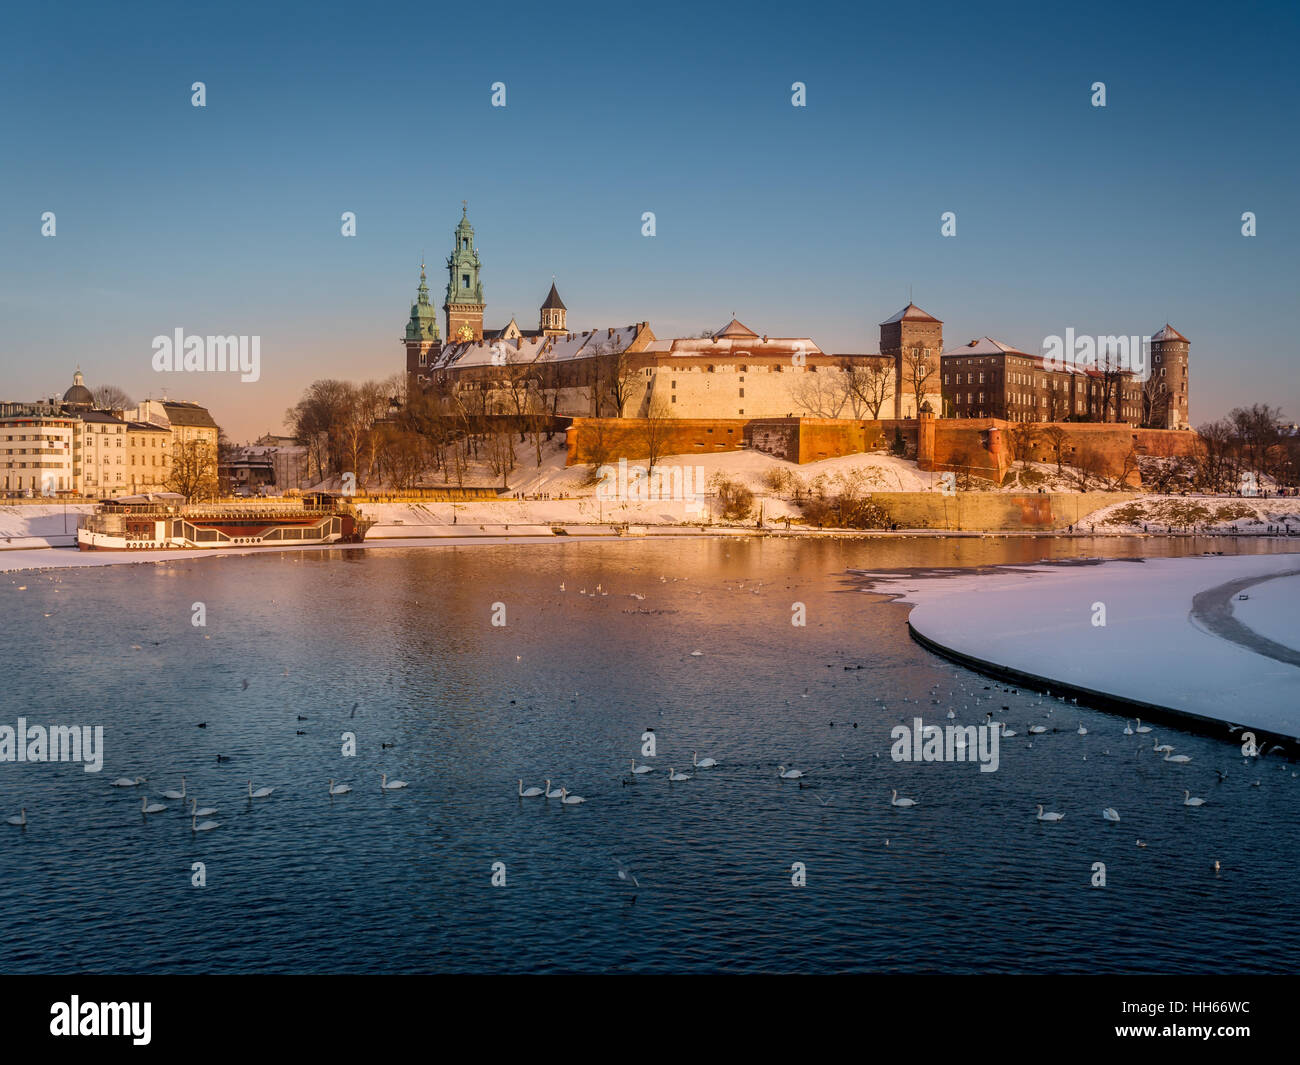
top-left (1150, 324), bottom-right (1188, 343)
top-left (941, 337), bottom-right (1032, 358)
top-left (713, 317), bottom-right (759, 339)
top-left (880, 302), bottom-right (943, 326)
top-left (434, 326), bottom-right (643, 369)
top-left (660, 335), bottom-right (822, 357)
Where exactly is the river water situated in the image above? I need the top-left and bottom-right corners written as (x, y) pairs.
top-left (1, 536), bottom-right (1296, 973)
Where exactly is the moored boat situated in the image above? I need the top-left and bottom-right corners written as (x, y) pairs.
top-left (76, 492), bottom-right (373, 551)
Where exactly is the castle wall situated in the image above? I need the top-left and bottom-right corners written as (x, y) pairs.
top-left (870, 491), bottom-right (1135, 530)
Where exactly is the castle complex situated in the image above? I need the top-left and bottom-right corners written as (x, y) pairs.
top-left (404, 207), bottom-right (1189, 430)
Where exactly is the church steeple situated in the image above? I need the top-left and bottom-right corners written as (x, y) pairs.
top-left (444, 202), bottom-right (485, 343)
top-left (403, 261), bottom-right (442, 381)
top-left (540, 280), bottom-right (567, 336)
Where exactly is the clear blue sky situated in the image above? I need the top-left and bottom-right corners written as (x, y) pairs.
top-left (2, 0), bottom-right (1296, 440)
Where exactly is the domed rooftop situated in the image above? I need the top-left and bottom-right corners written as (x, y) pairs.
top-left (62, 369), bottom-right (94, 409)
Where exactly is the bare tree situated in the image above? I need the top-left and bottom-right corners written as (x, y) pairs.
top-left (1042, 425), bottom-right (1068, 474)
top-left (842, 358), bottom-right (893, 419)
top-left (93, 384), bottom-right (133, 411)
top-left (167, 439), bottom-right (219, 501)
top-left (792, 366), bottom-right (850, 418)
top-left (1141, 374), bottom-right (1168, 429)
top-left (591, 340), bottom-right (640, 417)
top-left (642, 396), bottom-right (673, 471)
top-left (902, 346), bottom-right (938, 417)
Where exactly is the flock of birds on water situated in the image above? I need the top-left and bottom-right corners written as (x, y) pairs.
top-left (5, 566), bottom-right (1297, 898)
top-left (4, 672), bottom-right (1297, 878)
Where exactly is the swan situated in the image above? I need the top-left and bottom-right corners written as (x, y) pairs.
top-left (630, 760), bottom-right (653, 775)
top-left (946, 709), bottom-right (955, 720)
top-left (191, 813), bottom-right (220, 832)
top-left (161, 776), bottom-right (186, 800)
top-left (1076, 725), bottom-right (1088, 735)
top-left (190, 799), bottom-right (218, 818)
top-left (777, 766), bottom-right (804, 779)
top-left (544, 779), bottom-right (564, 799)
top-left (1164, 752), bottom-right (1192, 764)
top-left (1035, 804), bottom-right (1064, 822)
top-left (667, 768), bottom-right (692, 781)
top-left (1152, 738), bottom-right (1174, 753)
top-left (140, 796), bottom-right (167, 815)
top-left (890, 789), bottom-right (917, 807)
top-left (1001, 725), bottom-right (1017, 738)
top-left (1102, 807), bottom-right (1120, 822)
top-left (328, 780), bottom-right (352, 795)
top-left (1135, 718), bottom-right (1152, 733)
top-left (559, 787), bottom-right (586, 805)
top-left (1183, 790), bottom-right (1206, 807)
top-left (5, 808), bottom-right (25, 827)
top-left (247, 781), bottom-right (275, 798)
top-left (1123, 721), bottom-right (1134, 735)
top-left (1028, 724), bottom-right (1047, 734)
top-left (111, 776), bottom-right (146, 787)
top-left (692, 751), bottom-right (719, 769)
top-left (516, 779), bottom-right (543, 797)
top-left (382, 774), bottom-right (409, 790)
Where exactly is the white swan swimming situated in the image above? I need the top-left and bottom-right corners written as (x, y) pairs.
top-left (560, 787), bottom-right (586, 805)
top-left (1135, 718), bottom-right (1152, 733)
top-left (1102, 807), bottom-right (1121, 822)
top-left (1076, 725), bottom-right (1088, 736)
top-left (1123, 722), bottom-right (1134, 735)
top-left (630, 760), bottom-right (653, 775)
top-left (1028, 724), bottom-right (1047, 734)
top-left (1035, 804), bottom-right (1064, 822)
top-left (5, 808), bottom-right (25, 827)
top-left (890, 789), bottom-right (917, 807)
top-left (191, 813), bottom-right (220, 832)
top-left (327, 779), bottom-right (352, 795)
top-left (247, 781), bottom-right (275, 798)
top-left (1001, 724), bottom-right (1018, 738)
top-left (692, 751), bottom-right (719, 769)
top-left (1183, 789), bottom-right (1206, 807)
top-left (140, 796), bottom-right (167, 815)
top-left (190, 798), bottom-right (218, 818)
top-left (667, 768), bottom-right (692, 781)
top-left (1152, 738), bottom-right (1174, 753)
top-left (1164, 752), bottom-right (1192, 764)
top-left (777, 766), bottom-right (804, 779)
top-left (517, 779), bottom-right (543, 797)
top-left (161, 776), bottom-right (186, 800)
top-left (544, 779), bottom-right (564, 799)
top-left (382, 774), bottom-right (409, 791)
top-left (111, 776), bottom-right (146, 787)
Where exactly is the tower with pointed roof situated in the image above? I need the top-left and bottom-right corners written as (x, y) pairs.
top-left (879, 302), bottom-right (944, 419)
top-left (1149, 324), bottom-right (1190, 429)
top-left (404, 263), bottom-right (442, 382)
top-left (540, 281), bottom-right (567, 336)
top-left (444, 204), bottom-right (485, 343)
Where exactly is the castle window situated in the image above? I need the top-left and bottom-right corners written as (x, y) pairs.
top-left (462, 274), bottom-right (470, 287)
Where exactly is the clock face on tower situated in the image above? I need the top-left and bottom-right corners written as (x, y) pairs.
top-left (456, 323), bottom-right (474, 341)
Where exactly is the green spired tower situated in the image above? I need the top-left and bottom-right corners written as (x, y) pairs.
top-left (444, 202), bottom-right (485, 343)
top-left (403, 261), bottom-right (441, 380)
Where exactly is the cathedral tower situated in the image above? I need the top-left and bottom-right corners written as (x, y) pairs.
top-left (540, 281), bottom-right (567, 336)
top-left (444, 204), bottom-right (485, 343)
top-left (404, 262), bottom-right (441, 381)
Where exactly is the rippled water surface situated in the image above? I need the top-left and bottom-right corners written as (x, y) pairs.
top-left (2, 536), bottom-right (1297, 973)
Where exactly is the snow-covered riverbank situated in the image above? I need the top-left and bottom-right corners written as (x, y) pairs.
top-left (860, 552), bottom-right (1300, 742)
